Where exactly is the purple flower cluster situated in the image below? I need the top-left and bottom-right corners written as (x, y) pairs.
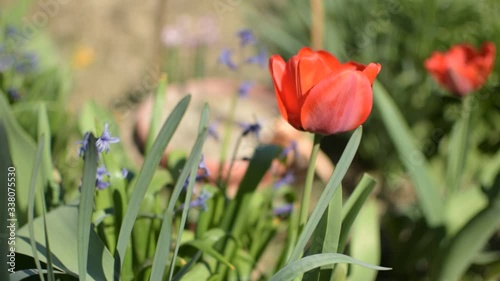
top-left (77, 123), bottom-right (121, 190)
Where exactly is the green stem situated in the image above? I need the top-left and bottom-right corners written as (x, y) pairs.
top-left (299, 134), bottom-right (323, 231)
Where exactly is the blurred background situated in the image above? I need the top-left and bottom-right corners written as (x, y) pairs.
top-left (1, 0), bottom-right (500, 280)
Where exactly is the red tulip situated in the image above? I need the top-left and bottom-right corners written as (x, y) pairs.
top-left (269, 47), bottom-right (381, 135)
top-left (424, 42), bottom-right (496, 96)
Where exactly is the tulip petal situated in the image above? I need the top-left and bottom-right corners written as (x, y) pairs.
top-left (269, 55), bottom-right (289, 120)
top-left (362, 63), bottom-right (382, 85)
top-left (269, 54), bottom-right (301, 127)
top-left (301, 70), bottom-right (373, 135)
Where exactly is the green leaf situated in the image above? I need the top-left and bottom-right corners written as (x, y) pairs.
top-left (445, 95), bottom-right (473, 192)
top-left (16, 205), bottom-right (115, 281)
top-left (167, 104), bottom-right (210, 281)
top-left (0, 121), bottom-right (12, 281)
top-left (339, 174), bottom-right (376, 253)
top-left (0, 93), bottom-right (43, 226)
top-left (146, 74), bottom-right (168, 154)
top-left (373, 81), bottom-right (443, 226)
top-left (115, 95), bottom-right (191, 273)
top-left (270, 253), bottom-right (390, 281)
top-left (147, 100), bottom-right (206, 281)
top-left (287, 127), bottom-right (362, 264)
top-left (78, 134), bottom-right (99, 281)
top-left (347, 199), bottom-right (380, 281)
top-left (27, 137), bottom-right (46, 281)
top-left (433, 193), bottom-right (500, 281)
top-left (305, 184), bottom-right (342, 281)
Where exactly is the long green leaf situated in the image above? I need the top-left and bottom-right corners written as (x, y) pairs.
top-left (433, 192), bottom-right (500, 281)
top-left (115, 95), bottom-right (191, 273)
top-left (339, 174), bottom-right (376, 252)
top-left (305, 185), bottom-right (342, 281)
top-left (347, 199), bottom-right (380, 281)
top-left (287, 126), bottom-right (362, 264)
top-left (28, 137), bottom-right (46, 281)
top-left (445, 95), bottom-right (472, 192)
top-left (78, 134), bottom-right (99, 281)
top-left (146, 74), bottom-right (168, 154)
top-left (373, 81), bottom-right (443, 226)
top-left (16, 205), bottom-right (115, 280)
top-left (167, 104), bottom-right (210, 281)
top-left (148, 125), bottom-right (208, 280)
top-left (0, 94), bottom-right (43, 225)
top-left (0, 121), bottom-right (12, 281)
top-left (271, 253), bottom-right (390, 281)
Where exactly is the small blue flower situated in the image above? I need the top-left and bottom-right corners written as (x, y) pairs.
top-left (77, 132), bottom-right (91, 157)
top-left (280, 141), bottom-right (298, 159)
top-left (246, 48), bottom-right (268, 68)
top-left (218, 48), bottom-right (237, 70)
top-left (237, 29), bottom-right (257, 47)
top-left (188, 189), bottom-right (211, 211)
top-left (178, 189), bottom-right (211, 212)
top-left (96, 123), bottom-right (120, 154)
top-left (198, 155), bottom-right (210, 177)
top-left (208, 122), bottom-right (220, 141)
top-left (14, 52), bottom-right (38, 73)
top-left (273, 171), bottom-right (295, 189)
top-left (5, 25), bottom-right (17, 38)
top-left (96, 166), bottom-right (110, 190)
top-left (121, 168), bottom-right (129, 178)
top-left (240, 122), bottom-right (261, 138)
top-left (0, 52), bottom-right (14, 72)
top-left (238, 81), bottom-right (254, 98)
top-left (273, 204), bottom-right (293, 215)
top-left (182, 155), bottom-right (210, 189)
top-left (6, 88), bottom-right (20, 101)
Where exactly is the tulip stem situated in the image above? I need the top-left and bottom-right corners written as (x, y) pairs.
top-left (299, 133), bottom-right (323, 231)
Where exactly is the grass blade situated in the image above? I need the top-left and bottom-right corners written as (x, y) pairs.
top-left (271, 253), bottom-right (390, 281)
top-left (78, 134), bottom-right (99, 281)
top-left (339, 174), bottom-right (376, 253)
top-left (373, 81), bottom-right (443, 226)
top-left (286, 126), bottom-right (362, 264)
top-left (28, 137), bottom-right (46, 281)
top-left (115, 95), bottom-right (191, 273)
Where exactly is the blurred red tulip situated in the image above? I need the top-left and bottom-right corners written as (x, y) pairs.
top-left (424, 42), bottom-right (496, 96)
top-left (269, 47), bottom-right (381, 135)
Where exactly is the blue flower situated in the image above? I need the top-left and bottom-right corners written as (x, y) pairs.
top-left (273, 204), bottom-right (293, 215)
top-left (0, 49), bottom-right (14, 72)
top-left (218, 48), bottom-right (237, 70)
top-left (182, 155), bottom-right (211, 189)
top-left (14, 52), bottom-right (38, 73)
top-left (280, 141), bottom-right (298, 159)
top-left (238, 81), bottom-right (254, 98)
top-left (179, 189), bottom-right (211, 212)
top-left (96, 166), bottom-right (110, 190)
top-left (246, 48), bottom-right (268, 68)
top-left (121, 168), bottom-right (129, 178)
top-left (273, 171), bottom-right (295, 189)
top-left (208, 122), bottom-right (220, 141)
top-left (77, 132), bottom-right (91, 157)
top-left (96, 123), bottom-right (120, 154)
top-left (6, 88), bottom-right (20, 101)
top-left (237, 29), bottom-right (257, 47)
top-left (240, 122), bottom-right (261, 138)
